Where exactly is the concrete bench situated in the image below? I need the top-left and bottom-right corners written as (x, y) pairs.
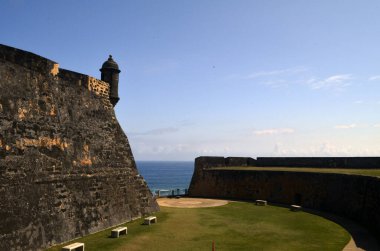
top-left (144, 216), bottom-right (157, 225)
top-left (111, 226), bottom-right (128, 238)
top-left (290, 205), bottom-right (302, 212)
top-left (62, 242), bottom-right (84, 251)
top-left (255, 200), bottom-right (267, 206)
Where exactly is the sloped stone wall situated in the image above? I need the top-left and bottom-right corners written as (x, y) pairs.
top-left (0, 44), bottom-right (159, 250)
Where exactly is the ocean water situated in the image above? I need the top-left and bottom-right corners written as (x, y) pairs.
top-left (136, 161), bottom-right (194, 192)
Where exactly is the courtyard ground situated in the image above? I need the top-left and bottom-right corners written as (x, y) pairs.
top-left (47, 198), bottom-right (351, 251)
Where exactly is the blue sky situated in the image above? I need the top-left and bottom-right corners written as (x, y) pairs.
top-left (2, 0), bottom-right (380, 160)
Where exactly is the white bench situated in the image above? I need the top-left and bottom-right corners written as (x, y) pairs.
top-left (62, 242), bottom-right (84, 251)
top-left (255, 200), bottom-right (267, 206)
top-left (111, 226), bottom-right (128, 238)
top-left (144, 216), bottom-right (157, 225)
top-left (290, 205), bottom-right (302, 212)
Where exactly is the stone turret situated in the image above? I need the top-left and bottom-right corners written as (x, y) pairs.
top-left (100, 55), bottom-right (121, 106)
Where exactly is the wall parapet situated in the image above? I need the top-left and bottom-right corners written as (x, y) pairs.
top-left (0, 43), bottom-right (58, 76)
top-left (58, 69), bottom-right (111, 108)
top-left (1, 44), bottom-right (112, 106)
top-left (191, 156), bottom-right (380, 169)
top-left (256, 157), bottom-right (380, 169)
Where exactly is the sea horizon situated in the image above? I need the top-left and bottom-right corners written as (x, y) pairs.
top-left (136, 160), bottom-right (194, 193)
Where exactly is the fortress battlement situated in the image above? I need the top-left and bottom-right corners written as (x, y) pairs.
top-left (0, 44), bottom-right (112, 106)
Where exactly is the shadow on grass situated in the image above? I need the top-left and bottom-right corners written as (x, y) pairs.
top-left (257, 200), bottom-right (380, 251)
top-left (303, 208), bottom-right (380, 251)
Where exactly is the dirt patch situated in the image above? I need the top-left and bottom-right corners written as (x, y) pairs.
top-left (157, 197), bottom-right (228, 208)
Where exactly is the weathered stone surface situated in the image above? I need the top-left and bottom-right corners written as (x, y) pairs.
top-left (189, 156), bottom-right (380, 242)
top-left (0, 44), bottom-right (159, 250)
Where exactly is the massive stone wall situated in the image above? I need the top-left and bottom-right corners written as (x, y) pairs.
top-left (189, 156), bottom-right (380, 241)
top-left (0, 44), bottom-right (159, 250)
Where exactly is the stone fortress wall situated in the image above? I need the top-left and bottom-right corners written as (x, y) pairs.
top-left (0, 44), bottom-right (159, 250)
top-left (189, 156), bottom-right (380, 241)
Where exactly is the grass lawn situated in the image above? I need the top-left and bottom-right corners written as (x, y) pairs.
top-left (213, 166), bottom-right (380, 177)
top-left (46, 201), bottom-right (350, 251)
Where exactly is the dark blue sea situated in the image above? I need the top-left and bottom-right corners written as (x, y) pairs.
top-left (136, 161), bottom-right (194, 192)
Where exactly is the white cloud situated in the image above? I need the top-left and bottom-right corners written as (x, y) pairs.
top-left (253, 128), bottom-right (295, 136)
top-left (307, 74), bottom-right (352, 90)
top-left (354, 100), bottom-right (363, 104)
top-left (261, 79), bottom-right (289, 88)
top-left (270, 141), bottom-right (380, 157)
top-left (369, 75), bottom-right (380, 81)
top-left (130, 132), bottom-right (380, 160)
top-left (374, 124), bottom-right (380, 128)
top-left (318, 142), bottom-right (342, 155)
top-left (243, 67), bottom-right (307, 80)
top-left (334, 124), bottom-right (357, 129)
top-left (131, 127), bottom-right (179, 136)
top-left (230, 68), bottom-right (356, 91)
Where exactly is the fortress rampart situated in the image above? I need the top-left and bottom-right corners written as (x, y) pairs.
top-left (0, 44), bottom-right (159, 250)
top-left (189, 156), bottom-right (380, 241)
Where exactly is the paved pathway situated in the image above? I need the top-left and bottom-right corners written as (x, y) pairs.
top-left (157, 197), bottom-right (228, 208)
top-left (342, 224), bottom-right (379, 251)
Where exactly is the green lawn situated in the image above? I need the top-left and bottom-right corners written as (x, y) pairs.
top-left (46, 202), bottom-right (350, 251)
top-left (212, 166), bottom-right (380, 177)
